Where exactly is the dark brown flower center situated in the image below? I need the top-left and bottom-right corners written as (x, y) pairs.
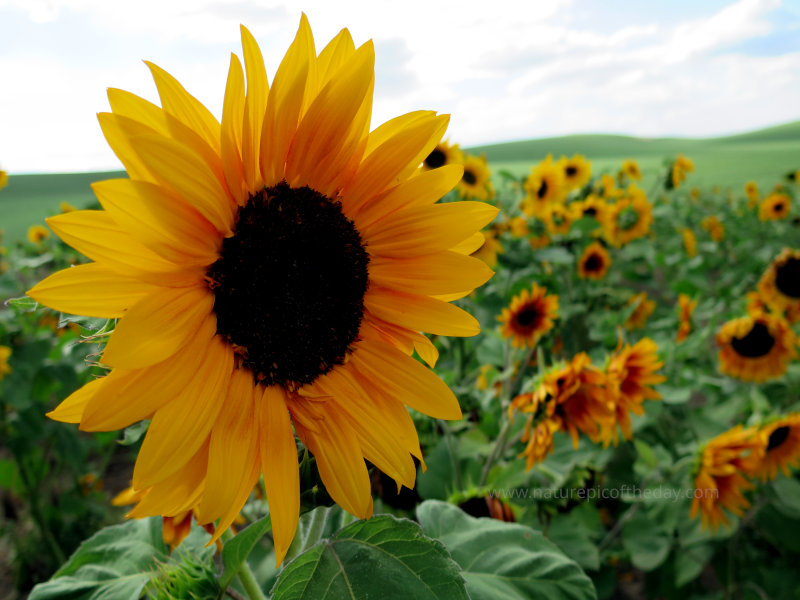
top-left (565, 166), bottom-right (577, 177)
top-left (583, 207), bottom-right (597, 217)
top-left (584, 253), bottom-right (603, 272)
top-left (767, 425), bottom-right (791, 451)
top-left (516, 307), bottom-right (540, 328)
top-left (775, 257), bottom-right (800, 298)
top-left (425, 148), bottom-right (446, 169)
top-left (730, 322), bottom-right (775, 359)
top-left (774, 202), bottom-right (785, 213)
top-left (462, 168), bottom-right (477, 186)
top-left (537, 179), bottom-right (549, 200)
top-left (207, 181), bottom-right (369, 388)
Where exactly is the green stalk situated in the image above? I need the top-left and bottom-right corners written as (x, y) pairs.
top-left (218, 529), bottom-right (267, 600)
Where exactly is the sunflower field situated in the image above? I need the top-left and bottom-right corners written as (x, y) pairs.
top-left (2, 17), bottom-right (800, 600)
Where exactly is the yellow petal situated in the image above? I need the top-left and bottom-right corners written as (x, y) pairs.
top-left (102, 284), bottom-right (214, 369)
top-left (365, 286), bottom-right (480, 337)
top-left (46, 377), bottom-right (105, 423)
top-left (107, 88), bottom-right (169, 135)
top-left (27, 262), bottom-right (158, 318)
top-left (132, 335), bottom-right (232, 488)
top-left (351, 339), bottom-right (462, 420)
top-left (92, 179), bottom-right (220, 266)
top-left (316, 28), bottom-right (356, 89)
top-left (97, 113), bottom-right (158, 184)
top-left (450, 232), bottom-right (485, 255)
top-left (257, 385), bottom-right (300, 565)
top-left (240, 25), bottom-right (269, 193)
top-left (221, 53), bottom-right (248, 206)
top-left (369, 251), bottom-right (493, 296)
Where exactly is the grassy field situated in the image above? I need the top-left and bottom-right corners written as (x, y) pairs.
top-left (2, 120), bottom-right (799, 245)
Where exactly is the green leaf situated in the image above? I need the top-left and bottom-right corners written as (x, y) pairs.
top-left (534, 246), bottom-right (575, 265)
top-left (633, 440), bottom-right (658, 469)
top-left (272, 514), bottom-right (467, 600)
top-left (283, 505), bottom-right (356, 562)
top-left (674, 544), bottom-right (713, 587)
top-left (621, 512), bottom-right (671, 572)
top-left (657, 386), bottom-right (691, 405)
top-left (28, 517), bottom-right (168, 600)
top-left (218, 515), bottom-right (272, 591)
top-left (6, 295), bottom-right (40, 310)
top-left (417, 500), bottom-right (596, 600)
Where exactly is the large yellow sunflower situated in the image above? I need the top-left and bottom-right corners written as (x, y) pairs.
top-left (757, 248), bottom-right (800, 317)
top-left (601, 185), bottom-right (652, 247)
top-left (498, 283), bottom-right (559, 349)
top-left (422, 138), bottom-right (464, 171)
top-left (577, 241), bottom-right (611, 280)
top-left (690, 425), bottom-right (764, 530)
top-left (456, 153), bottom-right (494, 201)
top-left (754, 413), bottom-right (800, 482)
top-left (521, 155), bottom-right (566, 217)
top-left (759, 193), bottom-right (791, 221)
top-left (27, 18), bottom-right (498, 564)
top-left (716, 312), bottom-right (797, 382)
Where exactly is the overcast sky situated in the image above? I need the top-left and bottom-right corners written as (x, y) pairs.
top-left (1, 0), bottom-right (799, 173)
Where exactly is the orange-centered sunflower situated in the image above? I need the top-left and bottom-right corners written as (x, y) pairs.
top-left (27, 17), bottom-right (498, 564)
top-left (759, 193), bottom-right (791, 221)
top-left (498, 283), bottom-right (559, 349)
top-left (716, 312), bottom-right (797, 382)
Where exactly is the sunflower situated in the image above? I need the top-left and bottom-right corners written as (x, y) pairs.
top-left (507, 216), bottom-right (528, 238)
top-left (0, 346), bottom-right (11, 381)
top-left (471, 226), bottom-right (504, 268)
top-left (754, 413), bottom-right (800, 482)
top-left (690, 425), bottom-right (764, 530)
top-left (519, 416), bottom-right (560, 468)
top-left (422, 139), bottom-right (464, 171)
top-left (669, 154), bottom-right (694, 189)
top-left (60, 201), bottom-right (78, 213)
top-left (543, 203), bottom-right (574, 235)
top-left (605, 338), bottom-right (665, 442)
top-left (742, 180), bottom-right (758, 206)
top-left (757, 248), bottom-right (800, 317)
top-left (498, 284), bottom-right (559, 349)
top-left (577, 241), bottom-right (611, 280)
top-left (716, 312), bottom-right (797, 382)
top-left (681, 227), bottom-right (697, 257)
top-left (457, 153), bottom-right (494, 201)
top-left (27, 18), bottom-right (498, 564)
top-left (676, 293), bottom-right (697, 343)
top-left (521, 155), bottom-right (566, 217)
top-left (0, 168), bottom-right (7, 190)
top-left (27, 224), bottom-right (50, 244)
top-left (701, 215), bottom-right (724, 242)
top-left (620, 159), bottom-right (642, 181)
top-left (624, 292), bottom-right (655, 330)
top-left (559, 154), bottom-right (592, 191)
top-left (601, 185), bottom-right (652, 247)
top-left (759, 193), bottom-right (791, 221)
top-left (574, 194), bottom-right (608, 223)
top-left (597, 174), bottom-right (623, 200)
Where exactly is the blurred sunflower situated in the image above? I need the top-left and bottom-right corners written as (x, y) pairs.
top-left (601, 185), bottom-right (652, 247)
top-left (701, 215), bottom-right (724, 242)
top-left (559, 154), bottom-right (592, 191)
top-left (27, 224), bottom-right (50, 244)
top-left (0, 346), bottom-right (11, 381)
top-left (681, 227), bottom-right (697, 257)
top-left (757, 248), bottom-right (800, 317)
top-left (457, 153), bottom-right (494, 201)
top-left (605, 338), bottom-right (665, 442)
top-left (28, 18), bottom-right (498, 564)
top-left (669, 154), bottom-right (694, 189)
top-left (759, 193), bottom-right (791, 221)
top-left (0, 168), bottom-right (7, 190)
top-left (519, 417), bottom-right (559, 469)
top-left (744, 180), bottom-right (759, 208)
top-left (575, 194), bottom-right (608, 223)
top-left (577, 241), bottom-right (611, 280)
top-left (620, 159), bottom-right (642, 181)
top-left (754, 413), bottom-right (800, 482)
top-left (543, 203), bottom-right (574, 235)
top-left (717, 312), bottom-right (797, 382)
top-left (527, 217), bottom-right (550, 250)
top-left (422, 139), bottom-right (463, 171)
top-left (507, 216), bottom-right (528, 238)
top-left (521, 154), bottom-right (566, 217)
top-left (676, 293), bottom-right (697, 343)
top-left (498, 283), bottom-right (559, 349)
top-left (690, 425), bottom-right (763, 530)
top-left (597, 174), bottom-right (623, 200)
top-left (624, 291), bottom-right (655, 330)
top-left (471, 226), bottom-right (504, 268)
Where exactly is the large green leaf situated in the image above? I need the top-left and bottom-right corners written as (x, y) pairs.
top-left (28, 517), bottom-right (168, 600)
top-left (218, 515), bottom-right (272, 592)
top-left (271, 514), bottom-right (468, 600)
top-left (416, 500), bottom-right (596, 600)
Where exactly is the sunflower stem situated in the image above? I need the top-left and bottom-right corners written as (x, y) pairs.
top-left (219, 528), bottom-right (267, 600)
top-left (480, 417), bottom-right (513, 488)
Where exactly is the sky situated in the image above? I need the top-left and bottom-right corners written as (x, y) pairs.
top-left (1, 0), bottom-right (800, 173)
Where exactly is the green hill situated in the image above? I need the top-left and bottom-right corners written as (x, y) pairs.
top-left (2, 121), bottom-right (799, 245)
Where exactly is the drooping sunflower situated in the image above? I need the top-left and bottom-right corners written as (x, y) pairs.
top-left (716, 312), bottom-right (797, 382)
top-left (690, 425), bottom-right (764, 530)
top-left (601, 185), bottom-right (652, 247)
top-left (27, 18), bottom-right (498, 564)
top-left (700, 215), bottom-right (724, 242)
top-left (498, 284), bottom-right (559, 349)
top-left (624, 292), bottom-right (655, 330)
top-left (577, 241), bottom-right (611, 280)
top-left (681, 227), bottom-right (697, 257)
top-left (605, 338), bottom-right (665, 442)
top-left (422, 139), bottom-right (464, 171)
top-left (754, 413), bottom-right (800, 482)
top-left (669, 154), bottom-right (694, 189)
top-left (559, 154), bottom-right (592, 191)
top-left (676, 293), bottom-right (697, 343)
top-left (27, 224), bottom-right (50, 244)
top-left (744, 180), bottom-right (759, 208)
top-left (759, 193), bottom-right (791, 221)
top-left (757, 248), bottom-right (800, 318)
top-left (519, 416), bottom-right (560, 469)
top-left (456, 153), bottom-right (494, 201)
top-left (0, 345), bottom-right (11, 381)
top-left (521, 155), bottom-right (566, 217)
top-left (619, 159), bottom-right (642, 181)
